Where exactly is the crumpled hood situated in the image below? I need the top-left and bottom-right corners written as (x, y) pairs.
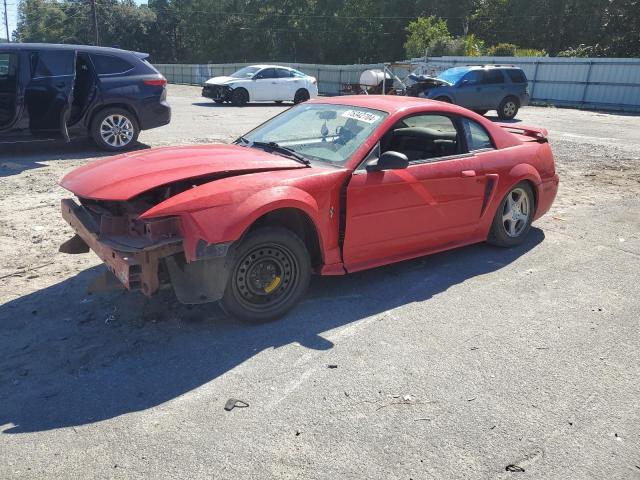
top-left (407, 74), bottom-right (451, 87)
top-left (60, 144), bottom-right (306, 201)
top-left (204, 76), bottom-right (238, 86)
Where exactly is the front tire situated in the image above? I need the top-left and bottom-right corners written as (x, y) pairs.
top-left (231, 88), bottom-right (249, 106)
top-left (220, 227), bottom-right (311, 322)
top-left (434, 96), bottom-right (452, 103)
top-left (498, 97), bottom-right (520, 120)
top-left (488, 183), bottom-right (535, 247)
top-left (473, 109), bottom-right (488, 116)
top-left (91, 108), bottom-right (139, 152)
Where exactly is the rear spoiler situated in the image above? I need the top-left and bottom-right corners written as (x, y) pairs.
top-left (497, 123), bottom-right (548, 143)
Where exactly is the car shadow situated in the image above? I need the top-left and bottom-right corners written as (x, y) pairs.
top-left (0, 140), bottom-right (151, 177)
top-left (0, 229), bottom-right (544, 434)
top-left (192, 102), bottom-right (291, 108)
top-left (485, 115), bottom-right (522, 124)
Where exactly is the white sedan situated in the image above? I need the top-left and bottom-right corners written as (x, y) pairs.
top-left (202, 65), bottom-right (318, 106)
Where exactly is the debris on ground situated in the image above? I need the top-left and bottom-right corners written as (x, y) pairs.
top-left (224, 399), bottom-right (249, 411)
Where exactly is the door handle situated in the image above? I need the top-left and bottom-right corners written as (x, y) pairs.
top-left (461, 170), bottom-right (476, 177)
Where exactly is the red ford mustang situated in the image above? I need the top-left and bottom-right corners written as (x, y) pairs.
top-left (59, 96), bottom-right (559, 321)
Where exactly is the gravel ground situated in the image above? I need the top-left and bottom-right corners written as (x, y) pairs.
top-left (1, 85), bottom-right (639, 479)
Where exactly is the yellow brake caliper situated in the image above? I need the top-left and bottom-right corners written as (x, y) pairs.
top-left (264, 276), bottom-right (281, 294)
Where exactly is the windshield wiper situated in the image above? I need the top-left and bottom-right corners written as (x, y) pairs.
top-left (250, 141), bottom-right (310, 166)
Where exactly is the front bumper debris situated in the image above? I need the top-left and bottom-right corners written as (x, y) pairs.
top-left (60, 198), bottom-right (183, 296)
top-left (202, 84), bottom-right (231, 101)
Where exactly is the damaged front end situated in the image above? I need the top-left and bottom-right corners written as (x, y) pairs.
top-left (202, 83), bottom-right (233, 102)
top-left (60, 192), bottom-right (232, 304)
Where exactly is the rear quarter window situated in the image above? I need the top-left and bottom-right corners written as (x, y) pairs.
top-left (505, 69), bottom-right (527, 83)
top-left (91, 54), bottom-right (135, 75)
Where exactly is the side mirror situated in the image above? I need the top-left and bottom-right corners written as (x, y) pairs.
top-left (461, 79), bottom-right (470, 86)
top-left (366, 151), bottom-right (409, 172)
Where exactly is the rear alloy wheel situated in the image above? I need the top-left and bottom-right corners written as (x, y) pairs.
top-left (231, 88), bottom-right (249, 106)
top-left (294, 89), bottom-right (310, 104)
top-left (91, 108), bottom-right (139, 152)
top-left (488, 183), bottom-right (535, 247)
top-left (498, 97), bottom-right (520, 120)
top-left (220, 227), bottom-right (311, 322)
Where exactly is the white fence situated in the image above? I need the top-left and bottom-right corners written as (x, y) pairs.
top-left (156, 56), bottom-right (640, 112)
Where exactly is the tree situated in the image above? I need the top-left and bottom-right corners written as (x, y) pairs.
top-left (404, 16), bottom-right (452, 58)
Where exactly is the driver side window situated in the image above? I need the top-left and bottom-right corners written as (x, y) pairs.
top-left (461, 70), bottom-right (482, 86)
top-left (381, 114), bottom-right (461, 163)
top-left (256, 68), bottom-right (277, 79)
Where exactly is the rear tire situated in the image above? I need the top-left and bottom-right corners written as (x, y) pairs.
top-left (214, 99), bottom-right (224, 104)
top-left (91, 107), bottom-right (139, 152)
top-left (488, 182), bottom-right (535, 247)
top-left (498, 97), bottom-right (520, 120)
top-left (231, 88), bottom-right (249, 106)
top-left (294, 89), bottom-right (310, 104)
top-left (219, 227), bottom-right (311, 323)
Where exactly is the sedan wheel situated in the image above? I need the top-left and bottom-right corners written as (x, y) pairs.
top-left (91, 108), bottom-right (139, 152)
top-left (488, 183), bottom-right (535, 247)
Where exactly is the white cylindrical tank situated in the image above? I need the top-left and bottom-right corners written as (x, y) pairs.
top-left (359, 69), bottom-right (392, 87)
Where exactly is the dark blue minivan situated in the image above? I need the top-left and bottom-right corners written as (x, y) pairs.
top-left (0, 43), bottom-right (170, 151)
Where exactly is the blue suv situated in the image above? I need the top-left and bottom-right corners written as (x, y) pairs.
top-left (0, 43), bottom-right (170, 152)
top-left (411, 65), bottom-right (529, 120)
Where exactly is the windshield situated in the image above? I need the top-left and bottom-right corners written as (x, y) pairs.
top-left (230, 66), bottom-right (261, 78)
top-left (240, 104), bottom-right (388, 167)
top-left (437, 67), bottom-right (470, 85)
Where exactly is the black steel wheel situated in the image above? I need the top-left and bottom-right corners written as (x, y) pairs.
top-left (220, 227), bottom-right (311, 322)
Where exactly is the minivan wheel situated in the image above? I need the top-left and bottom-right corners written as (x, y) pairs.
top-left (91, 108), bottom-right (139, 152)
top-left (498, 97), bottom-right (520, 120)
top-left (219, 227), bottom-right (311, 323)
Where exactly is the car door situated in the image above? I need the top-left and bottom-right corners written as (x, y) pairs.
top-left (454, 70), bottom-right (485, 108)
top-left (252, 68), bottom-right (282, 101)
top-left (481, 69), bottom-right (508, 108)
top-left (342, 113), bottom-right (488, 271)
top-left (0, 50), bottom-right (21, 132)
top-left (275, 68), bottom-right (297, 100)
top-left (24, 49), bottom-right (76, 139)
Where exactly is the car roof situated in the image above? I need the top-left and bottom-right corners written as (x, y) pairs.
top-left (249, 64), bottom-right (297, 70)
top-left (443, 65), bottom-right (523, 73)
top-left (308, 95), bottom-right (478, 115)
top-left (0, 42), bottom-right (147, 57)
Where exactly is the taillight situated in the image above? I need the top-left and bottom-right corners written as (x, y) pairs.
top-left (144, 78), bottom-right (167, 87)
top-left (312, 77), bottom-right (317, 85)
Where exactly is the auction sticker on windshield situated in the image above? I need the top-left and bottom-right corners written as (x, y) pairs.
top-left (341, 110), bottom-right (381, 124)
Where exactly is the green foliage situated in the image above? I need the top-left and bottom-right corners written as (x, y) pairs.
top-left (11, 0), bottom-right (640, 62)
top-left (463, 34), bottom-right (485, 56)
top-left (487, 43), bottom-right (517, 56)
top-left (557, 44), bottom-right (601, 57)
top-left (428, 37), bottom-right (466, 56)
top-left (404, 16), bottom-right (451, 58)
top-left (515, 48), bottom-right (546, 57)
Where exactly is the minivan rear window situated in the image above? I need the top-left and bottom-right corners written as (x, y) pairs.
top-left (505, 69), bottom-right (528, 83)
top-left (91, 54), bottom-right (134, 75)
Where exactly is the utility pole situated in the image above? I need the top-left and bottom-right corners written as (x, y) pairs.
top-left (89, 0), bottom-right (99, 46)
top-left (3, 0), bottom-right (9, 43)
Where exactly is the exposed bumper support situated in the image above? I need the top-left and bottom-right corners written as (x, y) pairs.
top-left (60, 199), bottom-right (183, 296)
